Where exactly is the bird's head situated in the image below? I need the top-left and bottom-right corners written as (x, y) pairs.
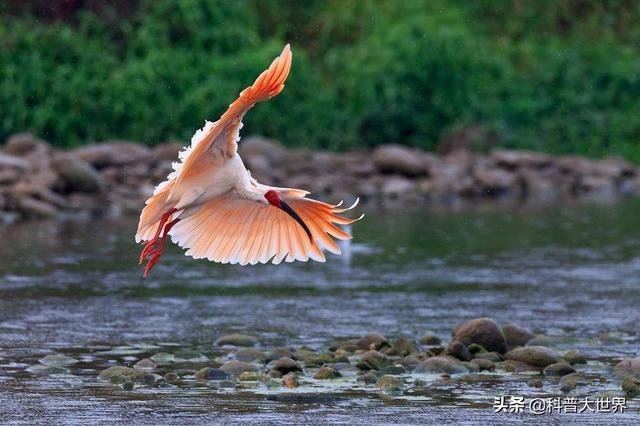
top-left (264, 190), bottom-right (312, 241)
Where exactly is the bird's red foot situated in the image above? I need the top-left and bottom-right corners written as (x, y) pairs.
top-left (139, 209), bottom-right (179, 278)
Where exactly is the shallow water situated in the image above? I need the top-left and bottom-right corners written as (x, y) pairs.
top-left (1, 199), bottom-right (639, 424)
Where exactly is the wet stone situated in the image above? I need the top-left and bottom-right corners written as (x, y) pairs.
top-left (214, 334), bottom-right (258, 347)
top-left (358, 372), bottom-right (378, 384)
top-left (163, 372), bottom-right (179, 384)
top-left (150, 352), bottom-right (175, 365)
top-left (314, 367), bottom-right (342, 380)
top-left (473, 351), bottom-right (502, 362)
top-left (613, 357), bottom-right (640, 379)
top-left (502, 323), bottom-right (535, 349)
top-left (27, 364), bottom-right (70, 375)
top-left (122, 381), bottom-right (134, 391)
top-left (236, 348), bottom-right (264, 363)
top-left (174, 350), bottom-right (208, 363)
top-left (419, 333), bottom-right (442, 346)
top-left (379, 365), bottom-right (406, 375)
top-left (39, 354), bottom-right (78, 367)
top-left (238, 371), bottom-right (261, 381)
top-left (282, 372), bottom-right (299, 388)
top-left (355, 333), bottom-right (389, 351)
top-left (563, 350), bottom-right (587, 365)
top-left (447, 341), bottom-right (472, 361)
top-left (356, 350), bottom-right (389, 371)
top-left (220, 360), bottom-right (258, 376)
top-left (621, 376), bottom-right (640, 397)
top-left (453, 318), bottom-right (507, 354)
top-left (391, 336), bottom-right (419, 356)
top-left (272, 357), bottom-right (302, 374)
top-left (470, 358), bottom-right (495, 372)
top-left (543, 362), bottom-right (576, 377)
top-left (414, 356), bottom-right (468, 375)
top-left (133, 358), bottom-right (156, 371)
top-left (376, 375), bottom-right (403, 392)
top-left (505, 346), bottom-right (560, 368)
top-left (99, 366), bottom-right (146, 383)
top-left (264, 348), bottom-right (293, 363)
top-left (467, 343), bottom-right (487, 354)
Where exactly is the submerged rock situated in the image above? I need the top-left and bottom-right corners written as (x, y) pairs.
top-left (414, 356), bottom-right (468, 375)
top-left (543, 362), bottom-right (575, 377)
top-left (220, 360), bottom-right (258, 376)
top-left (502, 324), bottom-right (534, 349)
top-left (376, 375), bottom-right (403, 392)
top-left (39, 354), bottom-right (78, 367)
top-left (314, 367), bottom-right (342, 380)
top-left (214, 334), bottom-right (258, 347)
top-left (505, 346), bottom-right (559, 368)
top-left (453, 318), bottom-right (507, 354)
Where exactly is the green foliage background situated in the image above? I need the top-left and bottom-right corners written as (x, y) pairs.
top-left (1, 0), bottom-right (640, 161)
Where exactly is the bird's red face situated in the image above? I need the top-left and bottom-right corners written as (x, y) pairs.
top-left (264, 190), bottom-right (312, 241)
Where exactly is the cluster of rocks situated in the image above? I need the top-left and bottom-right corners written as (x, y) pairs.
top-left (2, 132), bottom-right (640, 224)
top-left (76, 318), bottom-right (638, 397)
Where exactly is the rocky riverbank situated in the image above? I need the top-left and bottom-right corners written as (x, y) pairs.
top-left (17, 317), bottom-right (640, 400)
top-left (2, 132), bottom-right (640, 224)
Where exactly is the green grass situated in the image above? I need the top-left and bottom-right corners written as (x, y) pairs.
top-left (1, 0), bottom-right (640, 161)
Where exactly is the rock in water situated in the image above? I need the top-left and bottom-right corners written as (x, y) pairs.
top-left (356, 350), bottom-right (389, 371)
top-left (543, 362), bottom-right (575, 377)
top-left (355, 333), bottom-right (389, 351)
top-left (220, 360), bottom-right (258, 376)
top-left (446, 341), bottom-right (472, 361)
top-left (133, 358), bottom-right (156, 371)
top-left (272, 357), bottom-right (302, 374)
top-left (419, 333), bottom-right (442, 346)
top-left (505, 346), bottom-right (560, 368)
top-left (622, 376), bottom-right (640, 397)
top-left (376, 375), bottom-right (403, 392)
top-left (614, 358), bottom-right (640, 379)
top-left (372, 144), bottom-right (428, 176)
top-left (502, 323), bottom-right (534, 349)
top-left (39, 354), bottom-right (78, 367)
top-left (392, 336), bottom-right (419, 356)
top-left (214, 334), bottom-right (258, 347)
top-left (314, 367), bottom-right (342, 380)
top-left (414, 356), bottom-right (469, 375)
top-left (282, 372), bottom-right (299, 388)
top-left (563, 350), bottom-right (587, 365)
top-left (453, 318), bottom-right (507, 354)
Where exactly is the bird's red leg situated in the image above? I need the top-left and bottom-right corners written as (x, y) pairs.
top-left (139, 208), bottom-right (178, 277)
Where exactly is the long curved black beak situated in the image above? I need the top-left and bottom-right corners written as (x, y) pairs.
top-left (280, 201), bottom-right (313, 242)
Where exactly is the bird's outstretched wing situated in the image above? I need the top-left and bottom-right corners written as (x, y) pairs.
top-left (168, 190), bottom-right (362, 265)
top-left (167, 44), bottom-right (292, 202)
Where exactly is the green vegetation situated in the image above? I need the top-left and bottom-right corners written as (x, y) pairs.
top-left (1, 0), bottom-right (640, 161)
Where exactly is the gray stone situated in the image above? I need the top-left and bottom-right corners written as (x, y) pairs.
top-left (314, 367), bottom-right (342, 380)
top-left (220, 360), bottom-right (258, 376)
top-left (563, 350), bottom-right (587, 365)
top-left (372, 144), bottom-right (428, 176)
top-left (470, 358), bottom-right (495, 372)
top-left (133, 358), bottom-right (157, 371)
top-left (236, 348), bottom-right (264, 362)
top-left (414, 356), bottom-right (469, 375)
top-left (543, 362), bottom-right (575, 377)
top-left (502, 323), bottom-right (535, 349)
top-left (272, 357), bottom-right (302, 374)
top-left (39, 354), bottom-right (78, 367)
top-left (453, 318), bottom-right (507, 354)
top-left (505, 346), bottom-right (560, 368)
top-left (614, 357), bottom-right (640, 379)
top-left (214, 334), bottom-right (258, 347)
top-left (356, 350), bottom-right (389, 371)
top-left (447, 341), bottom-right (472, 362)
top-left (419, 334), bottom-right (442, 345)
top-left (52, 153), bottom-right (104, 192)
top-left (264, 348), bottom-right (293, 363)
top-left (282, 372), bottom-right (299, 388)
top-left (376, 374), bottom-right (403, 392)
top-left (622, 376), bottom-right (640, 397)
top-left (355, 333), bottom-right (389, 351)
top-left (391, 336), bottom-right (419, 356)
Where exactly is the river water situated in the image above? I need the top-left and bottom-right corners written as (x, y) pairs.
top-left (0, 199), bottom-right (639, 424)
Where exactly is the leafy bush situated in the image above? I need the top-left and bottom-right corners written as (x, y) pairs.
top-left (1, 0), bottom-right (640, 161)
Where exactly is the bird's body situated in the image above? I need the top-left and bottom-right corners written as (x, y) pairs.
top-left (136, 44), bottom-right (361, 276)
